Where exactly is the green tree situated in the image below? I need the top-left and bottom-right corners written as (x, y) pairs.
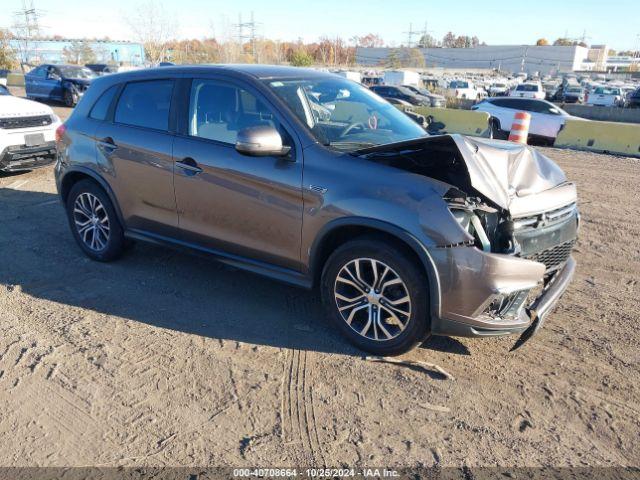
top-left (290, 50), bottom-right (313, 67)
top-left (62, 41), bottom-right (97, 64)
top-left (417, 33), bottom-right (438, 48)
top-left (553, 38), bottom-right (574, 46)
top-left (403, 48), bottom-right (425, 68)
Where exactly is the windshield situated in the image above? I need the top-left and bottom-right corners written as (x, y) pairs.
top-left (450, 81), bottom-right (469, 89)
top-left (517, 84), bottom-right (539, 92)
top-left (58, 66), bottom-right (96, 79)
top-left (266, 77), bottom-right (426, 151)
top-left (567, 87), bottom-right (582, 93)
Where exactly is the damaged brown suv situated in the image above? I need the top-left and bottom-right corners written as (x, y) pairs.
top-left (55, 65), bottom-right (578, 355)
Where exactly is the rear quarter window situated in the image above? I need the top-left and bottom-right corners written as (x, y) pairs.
top-left (114, 80), bottom-right (174, 131)
top-left (89, 85), bottom-right (119, 121)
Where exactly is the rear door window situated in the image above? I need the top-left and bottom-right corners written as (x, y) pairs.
top-left (114, 80), bottom-right (174, 131)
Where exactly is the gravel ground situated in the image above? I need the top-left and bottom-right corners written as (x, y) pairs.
top-left (0, 99), bottom-right (638, 470)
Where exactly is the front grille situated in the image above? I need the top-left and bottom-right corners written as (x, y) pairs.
top-left (524, 240), bottom-right (575, 273)
top-left (0, 115), bottom-right (52, 130)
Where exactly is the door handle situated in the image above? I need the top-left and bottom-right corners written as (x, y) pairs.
top-left (97, 136), bottom-right (117, 153)
top-left (176, 157), bottom-right (203, 176)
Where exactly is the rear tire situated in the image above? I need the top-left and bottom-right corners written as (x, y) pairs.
top-left (321, 237), bottom-right (430, 356)
top-left (65, 180), bottom-right (124, 262)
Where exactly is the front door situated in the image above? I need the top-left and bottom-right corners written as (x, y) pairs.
top-left (42, 66), bottom-right (61, 100)
top-left (172, 78), bottom-right (304, 271)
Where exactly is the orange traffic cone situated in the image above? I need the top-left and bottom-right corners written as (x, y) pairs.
top-left (508, 112), bottom-right (531, 144)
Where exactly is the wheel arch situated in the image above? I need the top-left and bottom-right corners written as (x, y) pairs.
top-left (309, 217), bottom-right (441, 320)
top-left (59, 167), bottom-right (125, 227)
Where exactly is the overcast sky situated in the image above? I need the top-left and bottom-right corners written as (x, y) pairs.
top-left (2, 0), bottom-right (639, 51)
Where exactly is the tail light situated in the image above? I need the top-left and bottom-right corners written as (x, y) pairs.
top-left (55, 124), bottom-right (66, 143)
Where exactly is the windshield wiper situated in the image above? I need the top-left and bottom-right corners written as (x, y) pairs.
top-left (326, 140), bottom-right (377, 150)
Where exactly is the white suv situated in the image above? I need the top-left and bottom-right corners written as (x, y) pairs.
top-left (472, 97), bottom-right (578, 144)
top-left (0, 86), bottom-right (61, 173)
top-left (586, 86), bottom-right (624, 107)
top-left (510, 82), bottom-right (545, 100)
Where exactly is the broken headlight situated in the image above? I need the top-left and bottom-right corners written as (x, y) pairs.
top-left (448, 206), bottom-right (491, 252)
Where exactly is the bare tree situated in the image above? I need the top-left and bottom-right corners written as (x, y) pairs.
top-left (125, 1), bottom-right (177, 65)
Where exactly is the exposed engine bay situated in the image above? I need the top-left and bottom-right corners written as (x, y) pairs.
top-left (356, 134), bottom-right (579, 275)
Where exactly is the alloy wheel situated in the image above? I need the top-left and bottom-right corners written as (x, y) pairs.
top-left (73, 192), bottom-right (110, 251)
top-left (334, 258), bottom-right (412, 342)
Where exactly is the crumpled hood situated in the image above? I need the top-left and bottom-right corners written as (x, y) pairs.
top-left (450, 134), bottom-right (570, 212)
top-left (357, 134), bottom-right (577, 217)
top-left (0, 95), bottom-right (53, 118)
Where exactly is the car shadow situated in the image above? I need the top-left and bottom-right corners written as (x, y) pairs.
top-left (0, 187), bottom-right (468, 358)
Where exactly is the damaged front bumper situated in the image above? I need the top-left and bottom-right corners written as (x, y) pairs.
top-left (429, 244), bottom-right (576, 348)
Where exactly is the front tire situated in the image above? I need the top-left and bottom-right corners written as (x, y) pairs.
top-left (63, 88), bottom-right (77, 107)
top-left (321, 237), bottom-right (430, 356)
top-left (65, 180), bottom-right (124, 262)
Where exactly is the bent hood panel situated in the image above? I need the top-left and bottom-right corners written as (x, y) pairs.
top-left (450, 135), bottom-right (568, 211)
top-left (358, 134), bottom-right (574, 215)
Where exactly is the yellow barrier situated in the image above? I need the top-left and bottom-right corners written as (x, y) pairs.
top-left (555, 119), bottom-right (640, 157)
top-left (412, 107), bottom-right (490, 136)
top-left (6, 73), bottom-right (25, 87)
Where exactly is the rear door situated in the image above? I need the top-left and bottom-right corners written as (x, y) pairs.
top-left (172, 77), bottom-right (304, 270)
top-left (95, 78), bottom-right (178, 236)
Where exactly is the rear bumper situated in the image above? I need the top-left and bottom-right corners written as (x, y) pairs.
top-left (0, 142), bottom-right (57, 172)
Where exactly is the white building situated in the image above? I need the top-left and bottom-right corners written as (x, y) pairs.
top-left (355, 45), bottom-right (589, 76)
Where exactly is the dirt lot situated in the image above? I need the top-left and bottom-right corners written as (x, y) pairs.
top-left (0, 99), bottom-right (638, 470)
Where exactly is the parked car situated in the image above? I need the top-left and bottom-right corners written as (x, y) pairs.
top-left (472, 97), bottom-right (578, 145)
top-left (85, 64), bottom-right (118, 76)
top-left (543, 83), bottom-right (558, 101)
top-left (510, 82), bottom-right (545, 100)
top-left (370, 85), bottom-right (430, 106)
top-left (585, 86), bottom-right (625, 107)
top-left (55, 65), bottom-right (578, 355)
top-left (401, 85), bottom-right (446, 107)
top-left (25, 64), bottom-right (95, 106)
top-left (0, 84), bottom-right (61, 172)
top-left (558, 86), bottom-right (585, 104)
top-left (488, 82), bottom-right (510, 97)
top-left (383, 70), bottom-right (420, 87)
top-left (362, 76), bottom-right (383, 87)
top-left (446, 80), bottom-right (483, 100)
top-left (0, 69), bottom-right (9, 87)
top-left (627, 87), bottom-right (640, 108)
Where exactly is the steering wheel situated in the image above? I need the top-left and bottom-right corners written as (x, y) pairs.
top-left (340, 122), bottom-right (366, 137)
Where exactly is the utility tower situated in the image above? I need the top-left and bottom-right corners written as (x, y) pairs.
top-left (12, 0), bottom-right (44, 68)
top-left (403, 23), bottom-right (418, 48)
top-left (233, 12), bottom-right (261, 61)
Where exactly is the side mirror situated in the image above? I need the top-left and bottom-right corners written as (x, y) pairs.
top-left (235, 126), bottom-right (291, 157)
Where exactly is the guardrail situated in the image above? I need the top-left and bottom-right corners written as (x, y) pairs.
top-left (555, 119), bottom-right (640, 158)
top-left (411, 106), bottom-right (490, 136)
top-left (559, 104), bottom-right (640, 124)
